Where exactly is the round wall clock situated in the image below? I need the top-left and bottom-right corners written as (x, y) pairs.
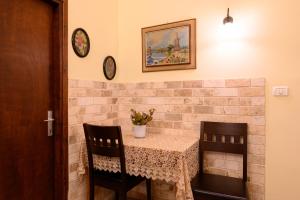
top-left (71, 28), bottom-right (90, 57)
top-left (103, 56), bottom-right (116, 80)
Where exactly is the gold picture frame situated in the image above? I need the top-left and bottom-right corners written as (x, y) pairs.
top-left (142, 19), bottom-right (196, 72)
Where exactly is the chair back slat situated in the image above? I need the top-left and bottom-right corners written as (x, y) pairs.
top-left (234, 135), bottom-right (240, 144)
top-left (199, 121), bottom-right (248, 182)
top-left (84, 125), bottom-right (123, 157)
top-left (200, 122), bottom-right (247, 154)
top-left (204, 122), bottom-right (247, 136)
top-left (216, 134), bottom-right (222, 143)
top-left (201, 142), bottom-right (244, 154)
top-left (88, 135), bottom-right (121, 157)
top-left (83, 123), bottom-right (126, 176)
top-left (91, 145), bottom-right (121, 157)
top-left (225, 135), bottom-right (231, 144)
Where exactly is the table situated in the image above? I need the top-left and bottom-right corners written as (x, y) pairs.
top-left (78, 132), bottom-right (199, 200)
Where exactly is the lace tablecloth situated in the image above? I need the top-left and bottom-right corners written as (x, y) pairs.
top-left (78, 132), bottom-right (199, 200)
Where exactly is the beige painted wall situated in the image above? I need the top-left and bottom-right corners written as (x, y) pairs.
top-left (69, 0), bottom-right (300, 200)
top-left (117, 1), bottom-right (300, 200)
top-left (69, 0), bottom-right (118, 81)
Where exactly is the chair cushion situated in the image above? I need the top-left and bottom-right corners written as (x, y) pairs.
top-left (93, 169), bottom-right (145, 191)
top-left (191, 173), bottom-right (247, 200)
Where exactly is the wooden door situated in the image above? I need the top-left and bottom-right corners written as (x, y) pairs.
top-left (0, 0), bottom-right (67, 199)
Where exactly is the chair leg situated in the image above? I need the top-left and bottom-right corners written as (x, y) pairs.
top-left (89, 184), bottom-right (94, 200)
top-left (115, 192), bottom-right (119, 200)
top-left (118, 191), bottom-right (126, 200)
top-left (146, 179), bottom-right (152, 200)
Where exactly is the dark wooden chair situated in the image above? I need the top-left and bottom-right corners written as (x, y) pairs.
top-left (83, 123), bottom-right (152, 200)
top-left (191, 121), bottom-right (248, 200)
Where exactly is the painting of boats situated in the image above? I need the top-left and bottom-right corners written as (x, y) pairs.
top-left (142, 19), bottom-right (196, 72)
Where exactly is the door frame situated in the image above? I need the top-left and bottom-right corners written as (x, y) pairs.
top-left (51, 0), bottom-right (68, 199)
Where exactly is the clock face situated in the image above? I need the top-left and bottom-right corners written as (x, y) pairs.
top-left (103, 56), bottom-right (116, 80)
top-left (72, 28), bottom-right (90, 57)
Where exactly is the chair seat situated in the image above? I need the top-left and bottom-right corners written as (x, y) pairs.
top-left (191, 173), bottom-right (247, 200)
top-left (94, 169), bottom-right (145, 192)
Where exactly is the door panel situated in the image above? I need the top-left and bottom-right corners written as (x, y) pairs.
top-left (0, 0), bottom-right (55, 199)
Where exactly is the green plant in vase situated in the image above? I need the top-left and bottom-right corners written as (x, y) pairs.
top-left (130, 108), bottom-right (155, 137)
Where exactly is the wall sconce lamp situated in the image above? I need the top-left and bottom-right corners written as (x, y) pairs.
top-left (223, 8), bottom-right (233, 24)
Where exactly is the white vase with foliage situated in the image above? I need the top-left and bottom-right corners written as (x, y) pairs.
top-left (130, 108), bottom-right (155, 138)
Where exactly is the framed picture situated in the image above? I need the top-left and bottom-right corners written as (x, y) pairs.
top-left (142, 19), bottom-right (196, 72)
top-left (71, 28), bottom-right (90, 57)
top-left (103, 56), bottom-right (116, 80)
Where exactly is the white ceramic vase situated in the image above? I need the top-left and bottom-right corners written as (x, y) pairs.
top-left (133, 125), bottom-right (146, 138)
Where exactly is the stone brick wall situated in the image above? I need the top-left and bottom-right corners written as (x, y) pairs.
top-left (68, 78), bottom-right (265, 200)
top-left (68, 80), bottom-right (118, 200)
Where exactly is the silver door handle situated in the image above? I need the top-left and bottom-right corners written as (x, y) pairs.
top-left (44, 118), bottom-right (54, 122)
top-left (44, 110), bottom-right (54, 136)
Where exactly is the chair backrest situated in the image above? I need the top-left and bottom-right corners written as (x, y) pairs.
top-left (83, 123), bottom-right (126, 178)
top-left (199, 121), bottom-right (248, 182)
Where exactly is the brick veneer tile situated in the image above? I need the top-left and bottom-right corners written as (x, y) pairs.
top-left (225, 79), bottom-right (251, 87)
top-left (171, 105), bottom-right (193, 113)
top-left (164, 113), bottom-right (182, 121)
top-left (193, 106), bottom-right (214, 114)
top-left (239, 87), bottom-right (265, 97)
top-left (174, 89), bottom-right (193, 96)
top-left (213, 88), bottom-right (239, 97)
top-left (156, 89), bottom-right (174, 97)
top-left (164, 81), bottom-right (182, 88)
top-left (183, 80), bottom-right (202, 88)
top-left (193, 88), bottom-right (214, 96)
top-left (68, 78), bottom-right (266, 200)
top-left (203, 79), bottom-right (225, 88)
